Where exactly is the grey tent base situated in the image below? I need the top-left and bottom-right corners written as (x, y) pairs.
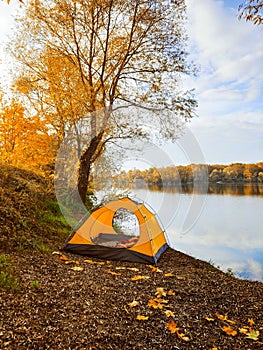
top-left (63, 243), bottom-right (169, 264)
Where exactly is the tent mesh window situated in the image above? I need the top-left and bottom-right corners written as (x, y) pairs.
top-left (92, 208), bottom-right (140, 248)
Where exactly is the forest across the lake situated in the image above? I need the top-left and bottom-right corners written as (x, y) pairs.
top-left (114, 162), bottom-right (263, 187)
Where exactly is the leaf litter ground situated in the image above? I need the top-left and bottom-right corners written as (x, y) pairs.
top-left (1, 248), bottom-right (263, 350)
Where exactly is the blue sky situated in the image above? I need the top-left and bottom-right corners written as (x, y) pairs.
top-left (182, 0), bottom-right (263, 165)
top-left (0, 0), bottom-right (262, 167)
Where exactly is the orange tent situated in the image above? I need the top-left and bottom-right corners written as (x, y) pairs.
top-left (64, 197), bottom-right (168, 264)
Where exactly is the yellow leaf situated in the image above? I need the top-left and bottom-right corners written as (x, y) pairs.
top-left (222, 325), bottom-right (237, 336)
top-left (148, 299), bottom-right (164, 309)
top-left (154, 298), bottom-right (169, 304)
top-left (164, 273), bottom-right (175, 277)
top-left (227, 319), bottom-right (236, 325)
top-left (115, 267), bottom-right (126, 270)
top-left (164, 310), bottom-right (175, 317)
top-left (216, 313), bottom-right (236, 324)
top-left (131, 275), bottom-right (149, 281)
top-left (166, 319), bottom-right (180, 334)
top-left (178, 333), bottom-right (190, 342)
top-left (239, 327), bottom-right (249, 334)
top-left (205, 317), bottom-right (215, 322)
top-left (211, 348), bottom-right (218, 350)
top-left (167, 290), bottom-right (175, 295)
top-left (155, 287), bottom-right (166, 297)
top-left (129, 300), bottom-right (139, 308)
top-left (146, 265), bottom-right (162, 273)
top-left (127, 267), bottom-right (139, 271)
top-left (246, 329), bottom-right (259, 341)
top-left (70, 266), bottom-right (84, 271)
top-left (136, 315), bottom-right (149, 321)
top-left (216, 313), bottom-right (228, 321)
top-left (108, 270), bottom-right (121, 276)
top-left (248, 318), bottom-right (255, 326)
top-left (60, 254), bottom-right (69, 261)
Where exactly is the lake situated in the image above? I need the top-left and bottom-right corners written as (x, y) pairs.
top-left (126, 183), bottom-right (263, 281)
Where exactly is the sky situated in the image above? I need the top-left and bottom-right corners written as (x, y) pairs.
top-left (0, 0), bottom-right (262, 168)
top-left (182, 0), bottom-right (263, 166)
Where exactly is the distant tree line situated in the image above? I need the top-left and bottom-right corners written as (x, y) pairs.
top-left (114, 163), bottom-right (263, 186)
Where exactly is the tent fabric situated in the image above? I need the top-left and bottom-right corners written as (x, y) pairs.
top-left (64, 197), bottom-right (169, 264)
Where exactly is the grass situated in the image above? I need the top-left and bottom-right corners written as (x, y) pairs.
top-left (39, 200), bottom-right (69, 227)
top-left (0, 254), bottom-right (20, 292)
top-left (31, 280), bottom-right (40, 289)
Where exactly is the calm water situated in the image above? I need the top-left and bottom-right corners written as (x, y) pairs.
top-left (127, 184), bottom-right (263, 281)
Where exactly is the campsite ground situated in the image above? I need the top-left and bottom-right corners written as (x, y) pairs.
top-left (1, 166), bottom-right (263, 349)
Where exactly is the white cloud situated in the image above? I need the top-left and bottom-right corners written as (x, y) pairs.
top-left (186, 0), bottom-right (263, 88)
top-left (183, 0), bottom-right (263, 164)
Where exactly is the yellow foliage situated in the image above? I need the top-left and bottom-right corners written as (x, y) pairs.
top-left (0, 98), bottom-right (56, 172)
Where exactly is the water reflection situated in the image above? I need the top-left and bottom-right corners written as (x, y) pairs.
top-left (126, 187), bottom-right (263, 282)
top-left (118, 183), bottom-right (263, 197)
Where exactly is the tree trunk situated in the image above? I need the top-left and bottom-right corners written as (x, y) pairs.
top-left (77, 131), bottom-right (104, 204)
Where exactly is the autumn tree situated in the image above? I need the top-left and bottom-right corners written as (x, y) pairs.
top-left (0, 95), bottom-right (55, 171)
top-left (238, 0), bottom-right (263, 25)
top-left (10, 0), bottom-right (197, 204)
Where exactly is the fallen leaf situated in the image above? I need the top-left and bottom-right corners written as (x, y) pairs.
top-left (167, 290), bottom-right (175, 295)
top-left (154, 298), bottom-right (169, 304)
top-left (248, 318), bottom-right (255, 326)
top-left (216, 313), bottom-right (236, 324)
top-left (129, 300), bottom-right (139, 308)
top-left (146, 265), bottom-right (162, 273)
top-left (216, 313), bottom-right (228, 321)
top-left (127, 267), bottom-right (139, 271)
top-left (239, 327), bottom-right (249, 334)
top-left (108, 270), bottom-right (121, 276)
top-left (155, 287), bottom-right (166, 297)
top-left (60, 254), bottom-right (69, 261)
top-left (222, 325), bottom-right (237, 336)
top-left (115, 267), bottom-right (126, 270)
top-left (177, 332), bottom-right (190, 342)
top-left (70, 266), bottom-right (84, 271)
top-left (246, 329), bottom-right (260, 341)
top-left (136, 315), bottom-right (149, 321)
top-left (84, 259), bottom-right (105, 265)
top-left (64, 260), bottom-right (78, 265)
top-left (226, 319), bottom-right (236, 325)
top-left (148, 299), bottom-right (164, 309)
top-left (211, 348), bottom-right (218, 350)
top-left (164, 273), bottom-right (175, 277)
top-left (205, 317), bottom-right (215, 322)
top-left (131, 275), bottom-right (149, 281)
top-left (164, 310), bottom-right (175, 317)
top-left (166, 319), bottom-right (180, 334)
